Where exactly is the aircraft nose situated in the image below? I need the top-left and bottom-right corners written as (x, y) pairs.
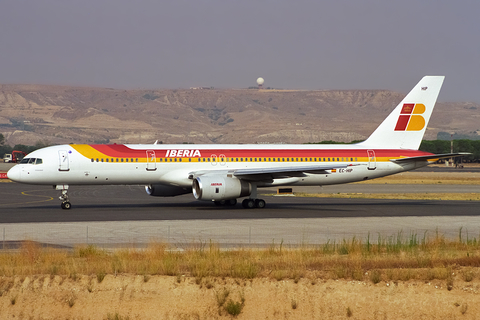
top-left (7, 166), bottom-right (20, 182)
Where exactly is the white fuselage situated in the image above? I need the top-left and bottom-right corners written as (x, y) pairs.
top-left (7, 143), bottom-right (429, 189)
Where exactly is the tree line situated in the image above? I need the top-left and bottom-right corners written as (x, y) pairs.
top-left (309, 139), bottom-right (480, 162)
top-left (0, 134), bottom-right (51, 158)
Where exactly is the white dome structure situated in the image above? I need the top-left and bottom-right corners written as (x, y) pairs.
top-left (257, 77), bottom-right (264, 89)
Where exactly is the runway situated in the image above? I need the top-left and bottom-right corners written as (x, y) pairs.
top-left (0, 182), bottom-right (479, 248)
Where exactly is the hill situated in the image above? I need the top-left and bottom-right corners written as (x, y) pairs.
top-left (0, 84), bottom-right (478, 146)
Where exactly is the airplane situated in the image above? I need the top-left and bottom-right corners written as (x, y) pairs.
top-left (7, 76), bottom-right (467, 210)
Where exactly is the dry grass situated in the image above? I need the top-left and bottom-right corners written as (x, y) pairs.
top-left (0, 235), bottom-right (479, 285)
top-left (297, 192), bottom-right (480, 201)
top-left (355, 170), bottom-right (480, 185)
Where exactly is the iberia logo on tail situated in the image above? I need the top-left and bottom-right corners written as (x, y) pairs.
top-left (394, 103), bottom-right (426, 131)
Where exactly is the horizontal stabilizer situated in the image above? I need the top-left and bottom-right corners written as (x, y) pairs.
top-left (390, 152), bottom-right (471, 163)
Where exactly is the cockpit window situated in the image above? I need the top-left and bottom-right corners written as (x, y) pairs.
top-left (19, 158), bottom-right (43, 164)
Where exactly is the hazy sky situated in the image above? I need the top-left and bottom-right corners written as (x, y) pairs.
top-left (1, 0), bottom-right (479, 102)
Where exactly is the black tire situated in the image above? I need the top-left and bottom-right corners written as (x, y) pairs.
top-left (245, 199), bottom-right (255, 209)
top-left (227, 199), bottom-right (237, 206)
top-left (242, 199), bottom-right (255, 209)
top-left (255, 199), bottom-right (266, 208)
top-left (62, 202), bottom-right (72, 210)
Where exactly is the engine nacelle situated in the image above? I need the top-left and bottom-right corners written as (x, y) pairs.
top-left (145, 184), bottom-right (192, 197)
top-left (192, 175), bottom-right (251, 201)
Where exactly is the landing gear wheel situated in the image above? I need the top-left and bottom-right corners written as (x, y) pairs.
top-left (242, 198), bottom-right (266, 209)
top-left (227, 199), bottom-right (237, 206)
top-left (58, 187), bottom-right (72, 210)
top-left (242, 199), bottom-right (255, 209)
top-left (255, 199), bottom-right (266, 208)
top-left (61, 202), bottom-right (72, 210)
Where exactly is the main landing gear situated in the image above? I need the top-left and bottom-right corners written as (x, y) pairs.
top-left (56, 185), bottom-right (72, 210)
top-left (241, 198), bottom-right (266, 209)
top-left (240, 184), bottom-right (266, 209)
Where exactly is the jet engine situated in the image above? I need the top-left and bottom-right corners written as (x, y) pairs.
top-left (192, 175), bottom-right (251, 201)
top-left (145, 184), bottom-right (192, 197)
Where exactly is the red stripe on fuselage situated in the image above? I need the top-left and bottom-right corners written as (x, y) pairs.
top-left (87, 145), bottom-right (433, 159)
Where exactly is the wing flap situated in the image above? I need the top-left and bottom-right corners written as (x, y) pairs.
top-left (189, 164), bottom-right (353, 181)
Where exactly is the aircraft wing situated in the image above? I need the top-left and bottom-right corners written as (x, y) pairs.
top-left (390, 152), bottom-right (471, 163)
top-left (190, 164), bottom-right (353, 181)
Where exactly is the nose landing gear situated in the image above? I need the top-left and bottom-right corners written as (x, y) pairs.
top-left (56, 185), bottom-right (72, 210)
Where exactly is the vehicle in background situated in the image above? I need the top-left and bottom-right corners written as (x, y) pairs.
top-left (3, 151), bottom-right (27, 163)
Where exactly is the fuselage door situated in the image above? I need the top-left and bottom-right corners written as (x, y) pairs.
top-left (58, 150), bottom-right (70, 171)
top-left (367, 150), bottom-right (376, 170)
top-left (211, 154), bottom-right (217, 166)
top-left (146, 150), bottom-right (157, 171)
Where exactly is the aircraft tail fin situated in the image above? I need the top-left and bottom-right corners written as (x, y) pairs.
top-left (357, 76), bottom-right (445, 150)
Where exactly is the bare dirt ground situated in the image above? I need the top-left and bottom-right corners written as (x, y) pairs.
top-left (1, 274), bottom-right (480, 319)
